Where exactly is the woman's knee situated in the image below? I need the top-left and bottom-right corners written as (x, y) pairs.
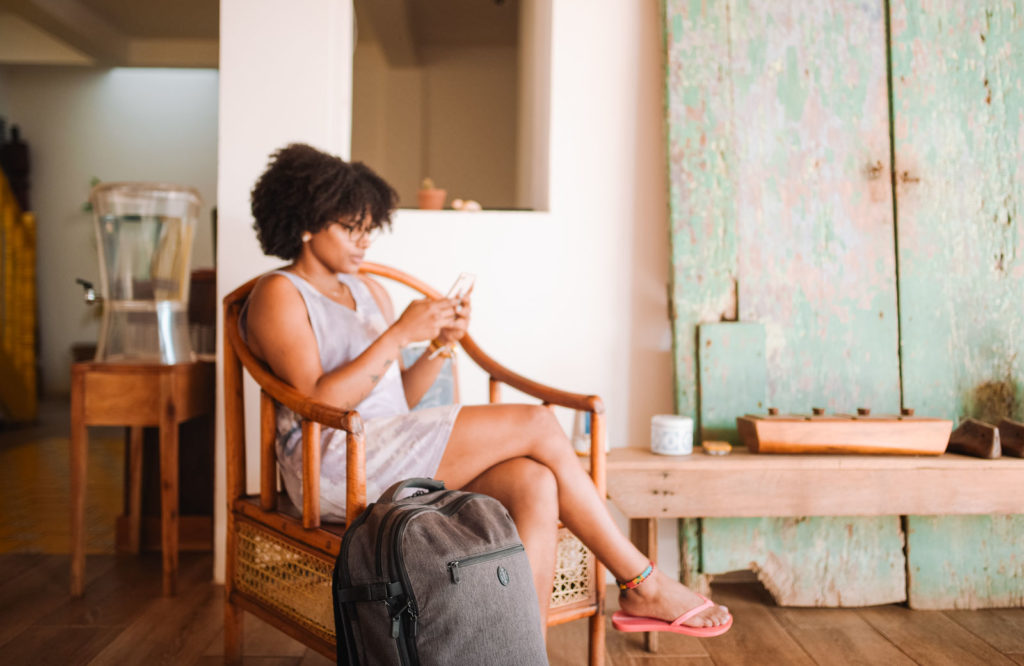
top-left (519, 405), bottom-right (570, 455)
top-left (501, 458), bottom-right (558, 519)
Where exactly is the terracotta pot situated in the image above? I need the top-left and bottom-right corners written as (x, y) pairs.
top-left (417, 188), bottom-right (447, 210)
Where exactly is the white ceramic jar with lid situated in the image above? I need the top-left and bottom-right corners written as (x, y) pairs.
top-left (650, 414), bottom-right (694, 455)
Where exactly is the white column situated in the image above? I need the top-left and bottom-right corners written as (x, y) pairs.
top-left (214, 0), bottom-right (354, 582)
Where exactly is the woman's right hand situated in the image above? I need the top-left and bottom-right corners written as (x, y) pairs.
top-left (394, 298), bottom-right (457, 344)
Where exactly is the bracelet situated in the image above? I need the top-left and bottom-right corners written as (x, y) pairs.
top-left (427, 339), bottom-right (455, 358)
top-left (617, 561), bottom-right (655, 591)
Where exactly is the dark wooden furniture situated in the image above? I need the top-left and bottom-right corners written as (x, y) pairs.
top-left (70, 359), bottom-right (215, 596)
top-left (223, 262), bottom-right (607, 664)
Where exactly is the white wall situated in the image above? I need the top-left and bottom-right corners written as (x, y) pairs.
top-left (1, 66), bottom-right (218, 395)
top-left (352, 41), bottom-right (519, 209)
top-left (216, 0), bottom-right (676, 582)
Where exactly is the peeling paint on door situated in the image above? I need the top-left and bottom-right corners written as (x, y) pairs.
top-left (665, 0), bottom-right (903, 607)
top-left (666, 0), bottom-right (1024, 609)
top-left (891, 0), bottom-right (1024, 610)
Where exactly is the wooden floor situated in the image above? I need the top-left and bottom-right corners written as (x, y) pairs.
top-left (2, 399), bottom-right (1024, 665)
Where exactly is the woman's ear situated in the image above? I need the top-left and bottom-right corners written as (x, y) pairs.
top-left (301, 231), bottom-right (312, 243)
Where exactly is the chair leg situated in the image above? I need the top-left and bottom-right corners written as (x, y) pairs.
top-left (224, 599), bottom-right (244, 664)
top-left (589, 613), bottom-right (606, 666)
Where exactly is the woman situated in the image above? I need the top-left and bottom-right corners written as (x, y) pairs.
top-left (244, 143), bottom-right (732, 638)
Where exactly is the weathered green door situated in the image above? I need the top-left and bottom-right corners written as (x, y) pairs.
top-left (666, 0), bottom-right (905, 606)
top-left (665, 0), bottom-right (1024, 607)
top-left (890, 0), bottom-right (1024, 609)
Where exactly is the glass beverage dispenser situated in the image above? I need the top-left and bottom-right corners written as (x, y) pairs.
top-left (90, 183), bottom-right (202, 364)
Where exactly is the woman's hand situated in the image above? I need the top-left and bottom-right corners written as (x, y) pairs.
top-left (394, 297), bottom-right (458, 344)
top-left (436, 292), bottom-right (472, 345)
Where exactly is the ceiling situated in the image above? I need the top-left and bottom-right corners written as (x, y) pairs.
top-left (77, 0), bottom-right (218, 39)
top-left (0, 0), bottom-right (218, 67)
top-left (0, 0), bottom-right (517, 69)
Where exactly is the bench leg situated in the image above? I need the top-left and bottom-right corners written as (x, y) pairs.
top-left (629, 518), bottom-right (658, 653)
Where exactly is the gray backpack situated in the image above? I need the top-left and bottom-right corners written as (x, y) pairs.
top-left (333, 478), bottom-right (548, 665)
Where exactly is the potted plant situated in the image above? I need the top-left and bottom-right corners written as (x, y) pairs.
top-left (417, 177), bottom-right (446, 210)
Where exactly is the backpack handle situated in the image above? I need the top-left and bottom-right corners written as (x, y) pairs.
top-left (379, 477), bottom-right (446, 504)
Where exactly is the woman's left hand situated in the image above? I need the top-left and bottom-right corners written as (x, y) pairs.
top-left (436, 292), bottom-right (471, 345)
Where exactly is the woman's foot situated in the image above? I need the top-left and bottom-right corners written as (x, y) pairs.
top-left (617, 569), bottom-right (730, 628)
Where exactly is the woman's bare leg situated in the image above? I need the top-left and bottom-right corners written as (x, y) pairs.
top-left (460, 458), bottom-right (559, 637)
top-left (435, 404), bottom-right (729, 628)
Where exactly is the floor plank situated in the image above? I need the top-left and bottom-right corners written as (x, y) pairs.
top-left (773, 605), bottom-right (915, 665)
top-left (944, 608), bottom-right (1024, 654)
top-left (859, 606), bottom-right (1018, 666)
top-left (0, 624), bottom-right (123, 666)
top-left (35, 553), bottom-right (168, 628)
top-left (202, 609), bottom-right (309, 658)
top-left (0, 552), bottom-right (44, 583)
top-left (88, 557), bottom-right (221, 665)
top-left (0, 553), bottom-right (116, 648)
top-left (696, 583), bottom-right (817, 666)
top-left (193, 657), bottom-right (302, 666)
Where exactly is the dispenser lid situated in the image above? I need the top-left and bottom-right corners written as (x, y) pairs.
top-left (89, 182), bottom-right (202, 210)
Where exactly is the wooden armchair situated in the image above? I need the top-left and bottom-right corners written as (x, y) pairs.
top-left (223, 262), bottom-right (607, 664)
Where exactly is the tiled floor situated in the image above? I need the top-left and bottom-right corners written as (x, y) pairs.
top-left (0, 400), bottom-right (122, 554)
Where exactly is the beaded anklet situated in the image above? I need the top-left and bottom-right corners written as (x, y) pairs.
top-left (617, 561), bottom-right (655, 591)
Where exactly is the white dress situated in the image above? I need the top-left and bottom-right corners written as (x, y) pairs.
top-left (246, 270), bottom-right (461, 521)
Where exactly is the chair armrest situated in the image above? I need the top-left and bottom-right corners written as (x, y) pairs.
top-left (224, 290), bottom-right (367, 527)
top-left (357, 262), bottom-right (605, 414)
top-left (226, 309), bottom-right (362, 433)
top-left (458, 334), bottom-right (605, 414)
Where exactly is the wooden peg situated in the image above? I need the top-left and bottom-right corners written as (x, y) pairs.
top-left (856, 407), bottom-right (871, 416)
top-left (767, 407), bottom-right (779, 416)
top-left (946, 418), bottom-right (1001, 459)
top-left (811, 407), bottom-right (825, 416)
top-left (997, 418), bottom-right (1024, 458)
top-left (901, 408), bottom-right (915, 417)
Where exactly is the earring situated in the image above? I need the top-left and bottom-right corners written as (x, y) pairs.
top-left (301, 231), bottom-right (312, 243)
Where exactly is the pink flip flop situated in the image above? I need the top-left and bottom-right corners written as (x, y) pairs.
top-left (611, 595), bottom-right (733, 638)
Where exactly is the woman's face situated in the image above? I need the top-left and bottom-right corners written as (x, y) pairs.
top-left (306, 220), bottom-right (377, 274)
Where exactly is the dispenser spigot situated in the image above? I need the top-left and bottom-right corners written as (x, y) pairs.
top-left (76, 278), bottom-right (99, 305)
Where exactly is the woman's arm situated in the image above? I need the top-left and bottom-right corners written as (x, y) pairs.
top-left (400, 293), bottom-right (471, 408)
top-left (247, 273), bottom-right (455, 410)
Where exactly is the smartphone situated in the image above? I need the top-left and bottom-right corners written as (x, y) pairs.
top-left (445, 272), bottom-right (476, 301)
top-left (428, 273), bottom-right (475, 360)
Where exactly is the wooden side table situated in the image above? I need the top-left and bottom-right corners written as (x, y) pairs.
top-left (70, 360), bottom-right (214, 596)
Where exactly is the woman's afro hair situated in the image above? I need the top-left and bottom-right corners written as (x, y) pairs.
top-left (250, 143), bottom-right (398, 260)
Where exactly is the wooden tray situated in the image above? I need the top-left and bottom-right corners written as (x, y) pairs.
top-left (736, 412), bottom-right (953, 455)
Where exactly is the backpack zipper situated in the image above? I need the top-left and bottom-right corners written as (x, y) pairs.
top-left (447, 543), bottom-right (525, 583)
top-left (389, 492), bottom-right (489, 664)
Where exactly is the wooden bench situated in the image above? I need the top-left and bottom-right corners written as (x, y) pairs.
top-left (606, 446), bottom-right (1024, 649)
